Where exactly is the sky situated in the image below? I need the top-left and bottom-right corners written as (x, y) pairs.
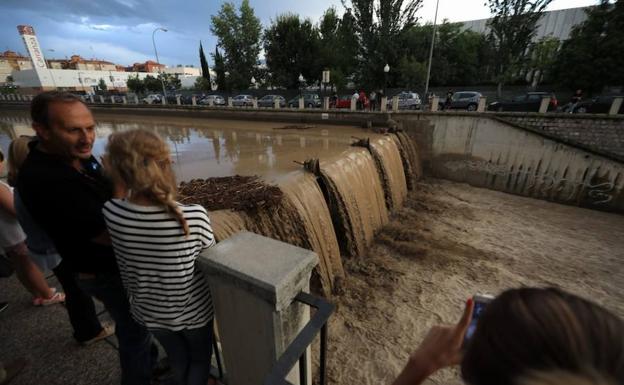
top-left (0, 0), bottom-right (601, 69)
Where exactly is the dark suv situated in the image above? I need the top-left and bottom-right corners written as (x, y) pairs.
top-left (572, 95), bottom-right (623, 114)
top-left (440, 91), bottom-right (482, 111)
top-left (288, 93), bottom-right (322, 108)
top-left (489, 92), bottom-right (558, 112)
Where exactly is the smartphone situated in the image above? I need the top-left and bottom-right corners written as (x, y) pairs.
top-left (464, 294), bottom-right (494, 346)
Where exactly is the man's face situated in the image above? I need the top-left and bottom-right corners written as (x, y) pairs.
top-left (34, 101), bottom-right (96, 161)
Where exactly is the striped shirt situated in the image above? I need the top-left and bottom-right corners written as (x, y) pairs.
top-left (102, 199), bottom-right (215, 331)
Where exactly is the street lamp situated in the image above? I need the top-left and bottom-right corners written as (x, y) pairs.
top-left (251, 76), bottom-right (256, 89)
top-left (298, 73), bottom-right (304, 96)
top-left (383, 64), bottom-right (390, 97)
top-left (152, 27), bottom-right (168, 101)
top-left (424, 0), bottom-right (440, 100)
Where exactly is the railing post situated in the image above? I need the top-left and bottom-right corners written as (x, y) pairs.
top-left (192, 95), bottom-right (197, 106)
top-left (99, 95), bottom-right (105, 104)
top-left (228, 97), bottom-right (233, 107)
top-left (539, 96), bottom-right (551, 113)
top-left (253, 97), bottom-right (258, 109)
top-left (323, 96), bottom-right (329, 110)
top-left (430, 96), bottom-right (439, 112)
top-left (198, 232), bottom-right (317, 385)
top-left (350, 97), bottom-right (356, 111)
top-left (392, 95), bottom-right (399, 112)
top-left (477, 96), bottom-right (487, 112)
top-left (299, 96), bottom-right (305, 110)
top-left (609, 97), bottom-right (623, 116)
top-left (380, 96), bottom-right (388, 112)
top-left (176, 95), bottom-right (181, 106)
top-left (274, 99), bottom-right (280, 109)
top-left (122, 96), bottom-right (127, 104)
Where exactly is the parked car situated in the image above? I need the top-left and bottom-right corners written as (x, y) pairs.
top-left (258, 95), bottom-right (286, 108)
top-left (439, 91), bottom-right (482, 111)
top-left (330, 94), bottom-right (370, 109)
top-left (199, 94), bottom-right (226, 106)
top-left (572, 95), bottom-right (624, 114)
top-left (388, 91), bottom-right (421, 110)
top-left (288, 93), bottom-right (322, 108)
top-left (231, 94), bottom-right (254, 107)
top-left (110, 94), bottom-right (124, 103)
top-left (488, 92), bottom-right (558, 112)
top-left (142, 94), bottom-right (162, 104)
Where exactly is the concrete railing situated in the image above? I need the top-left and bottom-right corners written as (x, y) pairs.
top-left (198, 231), bottom-right (319, 385)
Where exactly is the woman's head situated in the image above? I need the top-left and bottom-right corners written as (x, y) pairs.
top-left (104, 129), bottom-right (189, 236)
top-left (7, 136), bottom-right (33, 186)
top-left (462, 288), bottom-right (624, 385)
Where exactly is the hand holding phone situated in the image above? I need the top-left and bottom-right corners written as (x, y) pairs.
top-left (463, 294), bottom-right (494, 346)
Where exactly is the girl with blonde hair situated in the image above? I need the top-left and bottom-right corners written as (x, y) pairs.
top-left (102, 129), bottom-right (216, 385)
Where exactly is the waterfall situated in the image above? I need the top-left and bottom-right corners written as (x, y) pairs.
top-left (319, 147), bottom-right (389, 258)
top-left (369, 136), bottom-right (408, 210)
top-left (392, 132), bottom-right (421, 190)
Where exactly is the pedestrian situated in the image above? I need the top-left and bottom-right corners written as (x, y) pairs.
top-left (444, 89), bottom-right (454, 110)
top-left (369, 91), bottom-right (377, 111)
top-left (17, 92), bottom-right (157, 385)
top-left (0, 148), bottom-right (65, 306)
top-left (359, 90), bottom-right (367, 110)
top-left (102, 129), bottom-right (216, 385)
top-left (564, 89), bottom-right (583, 113)
top-left (9, 136), bottom-right (114, 345)
top-left (352, 90), bottom-right (359, 109)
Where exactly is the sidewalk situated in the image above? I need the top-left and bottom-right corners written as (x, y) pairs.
top-left (0, 273), bottom-right (121, 385)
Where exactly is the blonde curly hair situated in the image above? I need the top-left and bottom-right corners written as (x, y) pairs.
top-left (104, 129), bottom-right (189, 236)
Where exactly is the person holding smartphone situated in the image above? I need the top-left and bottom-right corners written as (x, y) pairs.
top-left (392, 288), bottom-right (624, 385)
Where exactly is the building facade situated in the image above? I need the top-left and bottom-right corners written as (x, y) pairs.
top-left (462, 6), bottom-right (590, 42)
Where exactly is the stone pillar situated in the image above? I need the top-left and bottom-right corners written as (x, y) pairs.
top-left (161, 96), bottom-right (166, 105)
top-left (176, 95), bottom-right (181, 105)
top-left (392, 96), bottom-right (399, 112)
top-left (252, 97), bottom-right (258, 109)
top-left (298, 97), bottom-right (305, 110)
top-left (323, 96), bottom-right (329, 110)
top-left (122, 96), bottom-right (127, 104)
top-left (429, 96), bottom-right (440, 112)
top-left (539, 96), bottom-right (551, 113)
top-left (99, 95), bottom-right (105, 104)
top-left (609, 97), bottom-right (623, 116)
top-left (350, 97), bottom-right (356, 111)
top-left (198, 232), bottom-right (317, 385)
top-left (134, 95), bottom-right (139, 104)
top-left (477, 96), bottom-right (487, 112)
top-left (192, 96), bottom-right (197, 106)
top-left (380, 96), bottom-right (388, 112)
top-left (228, 97), bottom-right (233, 107)
top-left (274, 99), bottom-right (280, 109)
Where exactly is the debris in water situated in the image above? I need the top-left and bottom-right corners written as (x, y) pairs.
top-left (178, 175), bottom-right (283, 211)
top-left (351, 137), bottom-right (371, 150)
top-left (295, 158), bottom-right (321, 176)
top-left (273, 124), bottom-right (316, 130)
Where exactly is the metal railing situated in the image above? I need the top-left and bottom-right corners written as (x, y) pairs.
top-left (263, 292), bottom-right (335, 385)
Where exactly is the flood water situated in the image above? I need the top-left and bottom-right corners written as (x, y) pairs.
top-left (0, 110), bottom-right (374, 182)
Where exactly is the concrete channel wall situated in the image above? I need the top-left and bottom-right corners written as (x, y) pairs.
top-left (402, 115), bottom-right (624, 213)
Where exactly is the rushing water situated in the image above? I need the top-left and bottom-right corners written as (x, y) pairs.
top-left (0, 109), bottom-right (419, 294)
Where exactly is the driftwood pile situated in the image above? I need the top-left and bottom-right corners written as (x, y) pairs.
top-left (178, 175), bottom-right (283, 211)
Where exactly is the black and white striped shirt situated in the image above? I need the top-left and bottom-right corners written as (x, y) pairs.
top-left (102, 199), bottom-right (215, 331)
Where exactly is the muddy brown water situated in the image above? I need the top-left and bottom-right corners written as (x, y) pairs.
top-left (0, 110), bottom-right (415, 294)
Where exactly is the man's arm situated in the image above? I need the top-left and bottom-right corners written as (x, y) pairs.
top-left (0, 183), bottom-right (16, 217)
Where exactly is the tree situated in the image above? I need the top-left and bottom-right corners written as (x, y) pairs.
top-left (143, 75), bottom-right (162, 92)
top-left (397, 56), bottom-right (426, 89)
top-left (317, 8), bottom-right (359, 88)
top-left (527, 36), bottom-right (560, 89)
top-left (126, 74), bottom-right (145, 94)
top-left (97, 78), bottom-right (107, 92)
top-left (263, 14), bottom-right (321, 89)
top-left (552, 1), bottom-right (624, 95)
top-left (210, 0), bottom-right (262, 90)
top-left (213, 46), bottom-right (228, 91)
top-left (342, 0), bottom-right (423, 88)
top-left (159, 73), bottom-right (181, 91)
top-left (486, 0), bottom-right (553, 98)
top-left (194, 76), bottom-right (212, 92)
top-left (199, 41), bottom-right (211, 84)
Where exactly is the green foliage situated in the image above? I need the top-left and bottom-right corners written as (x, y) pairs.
top-left (159, 73), bottom-right (181, 91)
top-left (210, 0), bottom-right (262, 90)
top-left (342, 0), bottom-right (423, 88)
top-left (527, 36), bottom-right (560, 88)
top-left (317, 8), bottom-right (359, 88)
top-left (486, 0), bottom-right (553, 95)
top-left (263, 14), bottom-right (321, 89)
top-left (199, 41), bottom-right (211, 83)
top-left (126, 74), bottom-right (145, 94)
top-left (397, 56), bottom-right (426, 89)
top-left (143, 75), bottom-right (162, 92)
top-left (194, 76), bottom-right (212, 92)
top-left (97, 78), bottom-right (107, 92)
top-left (213, 46), bottom-right (228, 91)
top-left (552, 1), bottom-right (624, 94)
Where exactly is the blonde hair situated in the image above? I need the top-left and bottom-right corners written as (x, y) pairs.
top-left (105, 129), bottom-right (189, 236)
top-left (8, 136), bottom-right (33, 186)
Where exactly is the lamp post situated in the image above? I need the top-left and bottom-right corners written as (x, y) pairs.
top-left (424, 0), bottom-right (440, 100)
top-left (383, 64), bottom-right (390, 97)
top-left (152, 27), bottom-right (168, 101)
top-left (250, 76), bottom-right (256, 89)
top-left (298, 73), bottom-right (304, 97)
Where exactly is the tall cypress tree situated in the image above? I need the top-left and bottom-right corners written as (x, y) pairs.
top-left (213, 46), bottom-right (227, 91)
top-left (199, 41), bottom-right (211, 84)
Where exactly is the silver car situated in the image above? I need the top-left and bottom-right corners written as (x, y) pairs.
top-left (388, 91), bottom-right (421, 110)
top-left (199, 94), bottom-right (226, 106)
top-left (231, 94), bottom-right (254, 107)
top-left (258, 95), bottom-right (286, 108)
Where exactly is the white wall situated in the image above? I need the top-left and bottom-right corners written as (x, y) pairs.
top-left (11, 68), bottom-right (155, 91)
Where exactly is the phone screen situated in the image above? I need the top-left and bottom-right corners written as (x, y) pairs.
top-left (464, 295), bottom-right (493, 345)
